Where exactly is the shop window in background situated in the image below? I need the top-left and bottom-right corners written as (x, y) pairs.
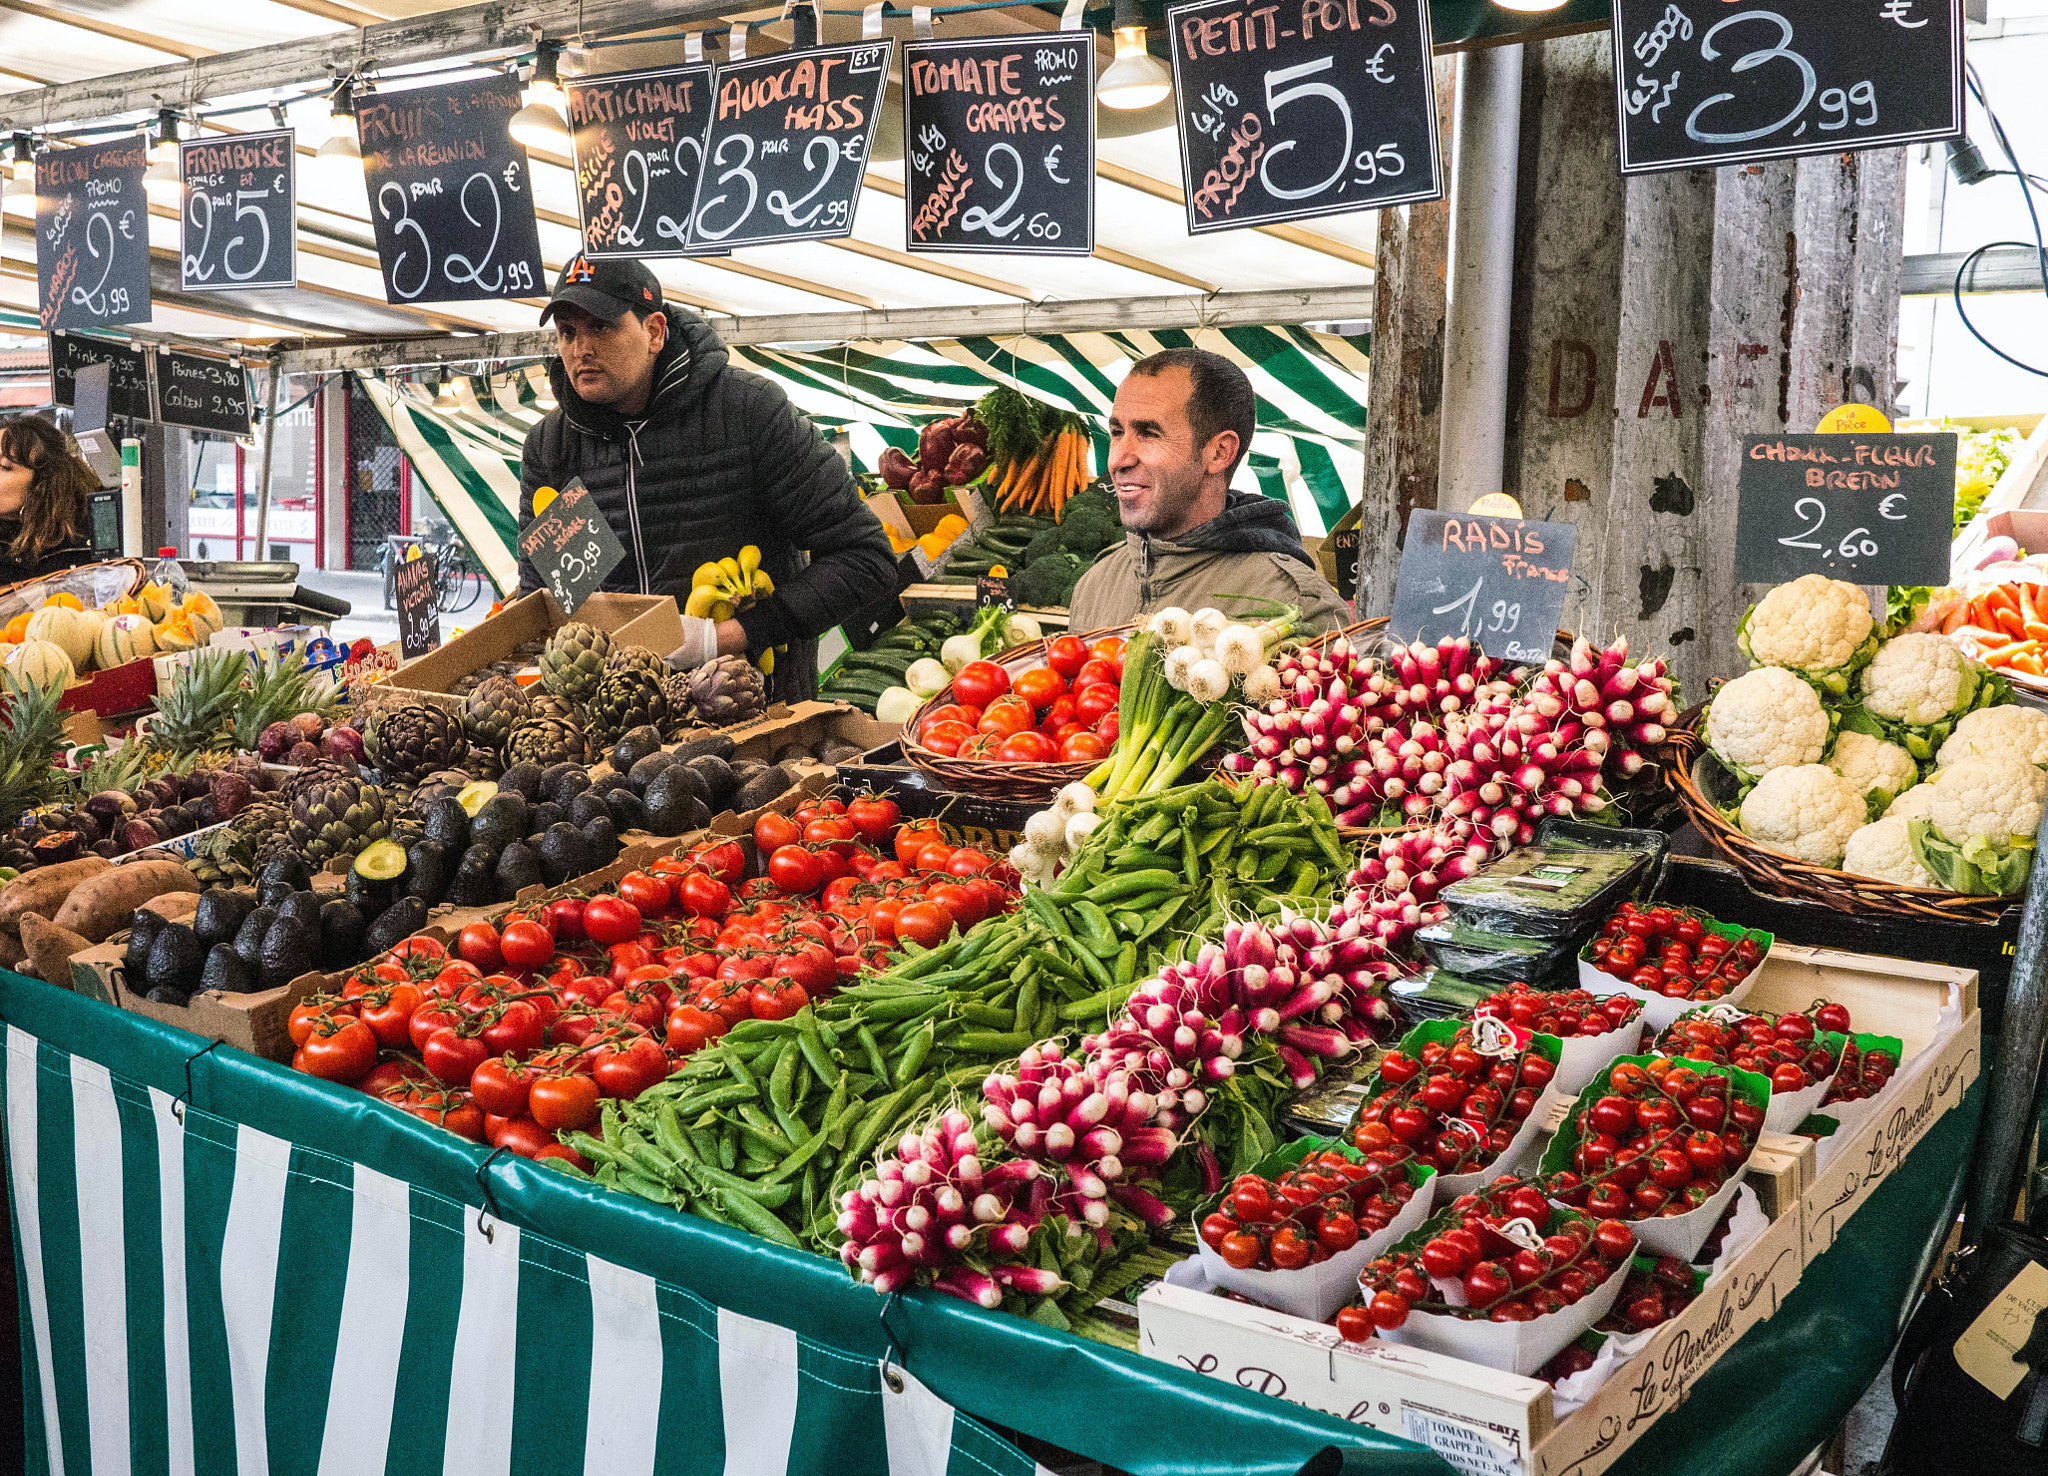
top-left (184, 377), bottom-right (324, 567)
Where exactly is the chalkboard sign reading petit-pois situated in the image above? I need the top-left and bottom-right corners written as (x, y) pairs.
top-left (1168, 0), bottom-right (1442, 234)
top-left (519, 480), bottom-right (626, 617)
top-left (51, 333), bottom-right (154, 421)
top-left (1733, 433), bottom-right (1956, 587)
top-left (904, 35), bottom-right (1094, 255)
top-left (1611, 0), bottom-right (1963, 175)
top-left (180, 130), bottom-right (296, 291)
top-left (567, 65), bottom-right (718, 258)
top-left (692, 42), bottom-right (894, 249)
top-left (153, 351), bottom-right (251, 437)
top-left (360, 76), bottom-right (547, 304)
top-left (1389, 510), bottom-right (1578, 664)
top-left (36, 140), bottom-right (152, 331)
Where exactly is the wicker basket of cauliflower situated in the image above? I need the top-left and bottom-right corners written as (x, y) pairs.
top-left (1667, 573), bottom-right (2038, 921)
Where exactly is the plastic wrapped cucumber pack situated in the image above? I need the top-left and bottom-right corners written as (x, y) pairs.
top-left (1438, 821), bottom-right (1668, 939)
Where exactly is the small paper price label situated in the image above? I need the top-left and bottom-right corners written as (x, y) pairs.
top-left (1468, 1016), bottom-right (1531, 1058)
top-left (1954, 1261), bottom-right (2048, 1400)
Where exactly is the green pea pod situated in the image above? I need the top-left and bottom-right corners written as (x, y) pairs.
top-left (669, 1082), bottom-right (759, 1115)
top-left (1288, 860), bottom-right (1323, 896)
top-left (1181, 819), bottom-right (1201, 886)
top-left (765, 1124), bottom-right (833, 1184)
top-left (736, 1106), bottom-right (796, 1157)
top-left (1114, 939), bottom-right (1138, 987)
top-left (828, 1095), bottom-right (870, 1152)
top-left (680, 1160), bottom-right (796, 1209)
top-left (856, 1024), bottom-right (891, 1084)
top-left (894, 1018), bottom-right (936, 1088)
top-left (709, 1186), bottom-right (802, 1247)
top-left (952, 1029), bottom-right (1035, 1054)
top-left (795, 1012), bottom-right (840, 1087)
top-left (718, 1129), bottom-right (737, 1172)
top-left (959, 1002), bottom-right (1016, 1029)
top-left (616, 1171), bottom-right (677, 1205)
top-left (1013, 975), bottom-right (1040, 1034)
top-left (654, 1104), bottom-right (694, 1164)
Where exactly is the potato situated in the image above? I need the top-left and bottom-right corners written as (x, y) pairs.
top-left (19, 912), bottom-right (91, 989)
top-left (0, 856), bottom-right (112, 934)
top-left (53, 859), bottom-right (200, 943)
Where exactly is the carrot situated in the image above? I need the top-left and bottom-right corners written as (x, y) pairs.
top-left (1944, 605), bottom-right (1972, 635)
top-left (2014, 652), bottom-right (2044, 676)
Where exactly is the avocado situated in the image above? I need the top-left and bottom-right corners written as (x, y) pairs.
top-left (231, 905), bottom-right (278, 967)
top-left (494, 842), bottom-right (544, 900)
top-left (400, 840), bottom-right (451, 905)
top-left (144, 984), bottom-right (192, 1008)
top-left (604, 787), bottom-right (647, 833)
top-left (654, 760), bottom-right (707, 805)
top-left (608, 726), bottom-right (665, 774)
top-left (531, 800), bottom-right (566, 833)
top-left (470, 793), bottom-right (531, 851)
top-left (199, 944), bottom-right (255, 995)
top-left (566, 791), bottom-right (611, 828)
top-left (497, 762), bottom-right (543, 800)
top-left (670, 733), bottom-right (736, 764)
top-left (581, 816), bottom-right (619, 869)
top-left (125, 908), bottom-right (167, 981)
top-left (686, 755), bottom-right (737, 812)
top-left (731, 764), bottom-right (795, 814)
top-left (641, 768), bottom-right (696, 833)
top-left (445, 853), bottom-right (495, 908)
top-left (274, 890), bottom-right (324, 932)
top-left (345, 867), bottom-right (391, 913)
top-left (728, 759), bottom-right (769, 790)
top-left (422, 798), bottom-right (472, 853)
top-left (543, 764), bottom-right (591, 807)
top-left (192, 889), bottom-right (257, 949)
top-left (258, 914), bottom-right (318, 990)
top-left (622, 750), bottom-right (674, 796)
top-left (361, 896), bottom-right (428, 959)
top-left (258, 853), bottom-right (313, 894)
top-left (146, 922), bottom-right (205, 994)
top-left (256, 877), bottom-right (297, 908)
top-left (455, 780), bottom-right (499, 816)
top-left (538, 823), bottom-right (587, 886)
top-left (318, 898), bottom-right (369, 969)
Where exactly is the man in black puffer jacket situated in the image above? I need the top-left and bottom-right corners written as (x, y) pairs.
top-left (517, 256), bottom-right (897, 702)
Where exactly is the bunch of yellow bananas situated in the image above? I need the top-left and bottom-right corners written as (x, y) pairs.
top-left (686, 546), bottom-right (786, 674)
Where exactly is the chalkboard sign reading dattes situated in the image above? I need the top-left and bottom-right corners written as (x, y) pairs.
top-left (153, 351), bottom-right (251, 437)
top-left (904, 34), bottom-right (1094, 256)
top-left (519, 479), bottom-right (626, 616)
top-left (1168, 0), bottom-right (1443, 234)
top-left (1733, 432), bottom-right (1956, 586)
top-left (1389, 510), bottom-right (1578, 664)
top-left (1611, 0), bottom-right (1963, 175)
top-left (567, 65), bottom-right (718, 258)
top-left (691, 42), bottom-right (894, 249)
top-left (180, 130), bottom-right (297, 291)
top-left (393, 548), bottom-right (442, 659)
top-left (36, 139), bottom-right (152, 331)
top-left (51, 333), bottom-right (154, 422)
top-left (359, 75), bottom-right (547, 303)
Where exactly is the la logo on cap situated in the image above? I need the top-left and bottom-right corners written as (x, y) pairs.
top-left (564, 256), bottom-right (595, 284)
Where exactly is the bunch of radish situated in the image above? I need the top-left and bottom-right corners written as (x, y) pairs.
top-left (1343, 825), bottom-right (1496, 964)
top-left (1518, 637), bottom-right (1676, 783)
top-left (979, 1042), bottom-right (1176, 1232)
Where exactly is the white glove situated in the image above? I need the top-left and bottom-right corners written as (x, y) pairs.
top-left (667, 616), bottom-right (720, 672)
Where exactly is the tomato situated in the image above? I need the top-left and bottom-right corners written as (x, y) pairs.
top-left (387, 936), bottom-right (446, 964)
top-left (1218, 1231), bottom-right (1262, 1269)
top-left (1074, 658), bottom-right (1118, 691)
top-left (289, 1000), bottom-right (346, 1048)
top-left (694, 979), bottom-right (755, 1027)
top-left (456, 923), bottom-right (503, 970)
top-left (678, 871), bottom-right (731, 918)
top-left (894, 821), bottom-right (946, 867)
top-left (1073, 682), bottom-right (1119, 726)
top-left (1334, 1306), bottom-right (1374, 1343)
top-left (398, 1087), bottom-right (483, 1140)
top-left (870, 898), bottom-right (903, 942)
top-left (952, 660), bottom-right (1011, 710)
top-left (749, 977), bottom-right (810, 1021)
top-left (694, 839), bottom-right (747, 886)
top-left (357, 984), bottom-right (423, 1049)
top-left (496, 920), bottom-right (554, 973)
top-left (1046, 634), bottom-right (1090, 679)
top-left (300, 1019), bottom-right (376, 1083)
top-left (422, 1027), bottom-right (488, 1085)
top-left (1038, 696), bottom-right (1077, 734)
top-left (918, 720), bottom-right (974, 756)
top-left (928, 882), bottom-right (986, 929)
top-left (469, 1057), bottom-right (533, 1117)
top-left (754, 811), bottom-right (802, 854)
top-left (608, 870), bottom-right (665, 916)
top-left (592, 1035), bottom-right (670, 1098)
top-left (1057, 731), bottom-right (1107, 762)
top-left (998, 730), bottom-right (1058, 762)
top-left (1089, 636), bottom-right (1126, 671)
top-left (1095, 712), bottom-right (1120, 745)
top-left (581, 896), bottom-right (643, 948)
top-left (894, 899), bottom-right (955, 949)
top-left (528, 1070), bottom-right (600, 1132)
top-left (977, 701), bottom-right (1032, 739)
top-left (766, 844), bottom-right (825, 895)
top-left (845, 794), bottom-right (900, 844)
top-left (1013, 667), bottom-right (1068, 713)
top-left (666, 1004), bottom-right (729, 1054)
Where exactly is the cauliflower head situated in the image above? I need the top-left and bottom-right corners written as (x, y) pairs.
top-left (1858, 634), bottom-right (1982, 727)
top-left (1886, 785), bottom-right (1936, 821)
top-left (1927, 754), bottom-right (2047, 847)
top-left (1706, 667), bottom-right (1831, 781)
top-left (1937, 704), bottom-right (2048, 770)
top-left (1738, 764), bottom-right (1867, 867)
top-left (1841, 817), bottom-right (1939, 888)
top-left (1739, 575), bottom-right (1878, 692)
top-left (1827, 729), bottom-right (1918, 800)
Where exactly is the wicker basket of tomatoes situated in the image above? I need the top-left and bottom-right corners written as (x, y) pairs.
top-left (901, 625), bottom-right (1135, 800)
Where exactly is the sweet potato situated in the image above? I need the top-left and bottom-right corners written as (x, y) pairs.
top-left (19, 912), bottom-right (90, 990)
top-left (53, 859), bottom-right (199, 943)
top-left (138, 892), bottom-right (201, 926)
top-left (0, 856), bottom-right (112, 935)
top-left (0, 930), bottom-right (27, 969)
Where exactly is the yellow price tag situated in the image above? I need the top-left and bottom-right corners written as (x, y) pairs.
top-left (1816, 404), bottom-right (1892, 434)
top-left (531, 486), bottom-right (558, 515)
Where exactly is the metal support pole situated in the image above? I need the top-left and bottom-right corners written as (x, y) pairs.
top-left (1435, 43), bottom-right (1524, 511)
top-left (252, 365), bottom-right (282, 562)
top-left (1966, 803), bottom-right (2048, 1234)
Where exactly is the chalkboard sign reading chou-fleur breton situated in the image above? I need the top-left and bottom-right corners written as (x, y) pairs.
top-left (179, 130), bottom-right (296, 291)
top-left (1733, 433), bottom-right (1956, 586)
top-left (359, 75), bottom-right (547, 304)
top-left (1389, 510), bottom-right (1578, 664)
top-left (36, 139), bottom-right (152, 331)
top-left (567, 65), bottom-right (718, 258)
top-left (904, 34), bottom-right (1094, 255)
top-left (1167, 0), bottom-right (1442, 234)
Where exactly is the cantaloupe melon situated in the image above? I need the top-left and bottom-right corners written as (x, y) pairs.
top-left (94, 612), bottom-right (156, 668)
top-left (154, 611), bottom-right (198, 653)
top-left (9, 638), bottom-right (73, 689)
top-left (181, 590), bottom-right (224, 638)
top-left (136, 581), bottom-right (174, 622)
top-left (25, 604), bottom-right (94, 667)
top-left (104, 595), bottom-right (141, 617)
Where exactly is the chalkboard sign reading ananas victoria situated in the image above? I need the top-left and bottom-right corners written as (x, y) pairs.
top-left (393, 548), bottom-right (442, 659)
top-left (360, 75), bottom-right (547, 304)
top-left (36, 139), bottom-right (152, 331)
top-left (904, 34), bottom-right (1094, 255)
top-left (1733, 432), bottom-right (1956, 586)
top-left (567, 65), bottom-right (718, 258)
top-left (1389, 510), bottom-right (1578, 663)
top-left (180, 130), bottom-right (297, 291)
top-left (1167, 0), bottom-right (1442, 234)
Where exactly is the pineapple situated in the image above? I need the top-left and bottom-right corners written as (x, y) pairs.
top-left (0, 669), bottom-right (74, 831)
top-left (149, 649), bottom-right (245, 760)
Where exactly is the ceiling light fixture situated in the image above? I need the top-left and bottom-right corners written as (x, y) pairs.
top-left (1099, 0), bottom-right (1171, 111)
top-left (510, 40), bottom-right (569, 152)
top-left (143, 110), bottom-right (183, 206)
top-left (311, 80), bottom-right (364, 194)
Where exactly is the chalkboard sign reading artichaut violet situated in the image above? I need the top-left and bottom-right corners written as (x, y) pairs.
top-left (360, 75), bottom-right (547, 304)
top-left (153, 351), bottom-right (251, 437)
top-left (1732, 432), bottom-right (1956, 587)
top-left (36, 139), bottom-right (152, 331)
top-left (567, 65), bottom-right (718, 258)
top-left (180, 130), bottom-right (297, 292)
top-left (904, 35), bottom-right (1094, 256)
top-left (52, 333), bottom-right (154, 422)
top-left (1388, 510), bottom-right (1578, 664)
top-left (1168, 0), bottom-right (1443, 234)
top-left (1611, 0), bottom-right (1963, 175)
top-left (692, 42), bottom-right (894, 249)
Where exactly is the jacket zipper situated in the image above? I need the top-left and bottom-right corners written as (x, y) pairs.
top-left (622, 423), bottom-right (651, 594)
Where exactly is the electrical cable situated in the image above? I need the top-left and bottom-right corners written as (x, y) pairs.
top-left (1952, 61), bottom-right (2048, 376)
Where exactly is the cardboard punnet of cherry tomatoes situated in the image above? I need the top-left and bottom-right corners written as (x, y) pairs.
top-left (1350, 1179), bottom-right (1638, 1377)
top-left (1471, 981), bottom-right (1645, 1098)
top-left (1804, 1031), bottom-right (1907, 1159)
top-left (1192, 1137), bottom-right (1439, 1321)
top-left (1577, 903), bottom-right (1773, 1032)
top-left (1537, 1054), bottom-right (1771, 1261)
top-left (1352, 1017), bottom-right (1564, 1198)
top-left (1652, 1002), bottom-right (1856, 1134)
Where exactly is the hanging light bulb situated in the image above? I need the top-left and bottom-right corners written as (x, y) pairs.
top-left (310, 80), bottom-right (363, 193)
top-left (143, 110), bottom-right (182, 207)
top-left (431, 372), bottom-right (462, 410)
top-left (510, 41), bottom-right (569, 152)
top-left (1099, 0), bottom-right (1171, 111)
top-left (7, 133), bottom-right (32, 183)
top-left (1490, 0), bottom-right (1567, 10)
top-left (1, 173), bottom-right (33, 219)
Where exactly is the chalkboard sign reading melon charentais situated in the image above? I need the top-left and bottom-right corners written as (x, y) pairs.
top-left (359, 75), bottom-right (547, 303)
top-left (1611, 0), bottom-right (1963, 174)
top-left (36, 139), bottom-right (152, 331)
top-left (904, 34), bottom-right (1094, 255)
top-left (1167, 0), bottom-right (1442, 234)
top-left (51, 333), bottom-right (154, 421)
top-left (1733, 433), bottom-right (1956, 586)
top-left (393, 548), bottom-right (442, 659)
top-left (180, 130), bottom-right (296, 291)
top-left (1389, 510), bottom-right (1578, 664)
top-left (519, 479), bottom-right (626, 616)
top-left (691, 42), bottom-right (894, 249)
top-left (567, 65), bottom-right (718, 258)
top-left (152, 351), bottom-right (251, 437)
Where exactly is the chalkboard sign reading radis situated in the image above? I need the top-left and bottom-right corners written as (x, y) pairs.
top-left (1389, 509), bottom-right (1577, 664)
top-left (1733, 432), bottom-right (1956, 586)
top-left (520, 479), bottom-right (626, 616)
top-left (567, 65), bottom-right (717, 258)
top-left (905, 34), bottom-right (1094, 255)
top-left (36, 139), bottom-right (152, 331)
top-left (180, 130), bottom-right (296, 291)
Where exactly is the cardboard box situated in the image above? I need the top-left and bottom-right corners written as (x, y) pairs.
top-left (59, 655), bottom-right (157, 720)
top-left (1744, 1132), bottom-right (1817, 1222)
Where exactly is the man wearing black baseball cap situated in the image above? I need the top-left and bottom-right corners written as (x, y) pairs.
top-left (518, 254), bottom-right (895, 695)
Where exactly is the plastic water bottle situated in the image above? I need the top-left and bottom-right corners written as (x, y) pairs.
top-left (151, 545), bottom-right (191, 601)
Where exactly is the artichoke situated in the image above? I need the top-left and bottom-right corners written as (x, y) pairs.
top-left (462, 674), bottom-right (531, 754)
top-left (587, 669), bottom-right (670, 748)
top-left (605, 645), bottom-right (669, 683)
top-left (688, 656), bottom-right (768, 727)
top-left (285, 777), bottom-right (393, 866)
top-left (502, 716), bottom-right (588, 769)
top-left (540, 622), bottom-right (612, 704)
top-left (363, 704), bottom-right (469, 784)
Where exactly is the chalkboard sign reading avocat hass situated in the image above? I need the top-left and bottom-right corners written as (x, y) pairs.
top-left (36, 139), bottom-right (152, 331)
top-left (1167, 0), bottom-right (1442, 234)
top-left (1732, 433), bottom-right (1955, 586)
top-left (359, 76), bottom-right (546, 303)
top-left (904, 35), bottom-right (1094, 256)
top-left (567, 65), bottom-right (717, 258)
top-left (1611, 0), bottom-right (1963, 174)
top-left (1389, 510), bottom-right (1577, 664)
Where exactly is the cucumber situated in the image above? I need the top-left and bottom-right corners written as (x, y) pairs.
top-left (841, 651), bottom-right (914, 677)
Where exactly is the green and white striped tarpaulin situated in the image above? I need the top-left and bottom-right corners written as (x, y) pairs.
top-left (359, 327), bottom-right (1370, 592)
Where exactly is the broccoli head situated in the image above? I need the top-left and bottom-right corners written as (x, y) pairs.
top-left (1023, 527), bottom-right (1065, 565)
top-left (1015, 551), bottom-right (1086, 607)
top-left (1059, 500), bottom-right (1123, 556)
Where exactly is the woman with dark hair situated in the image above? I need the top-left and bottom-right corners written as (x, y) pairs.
top-left (0, 414), bottom-right (96, 585)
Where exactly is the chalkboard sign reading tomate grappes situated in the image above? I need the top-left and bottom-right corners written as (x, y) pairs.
top-left (567, 65), bottom-right (717, 258)
top-left (359, 75), bottom-right (547, 304)
top-left (179, 130), bottom-right (296, 291)
top-left (1732, 432), bottom-right (1956, 587)
top-left (1167, 0), bottom-right (1442, 234)
top-left (1388, 510), bottom-right (1578, 664)
top-left (36, 139), bottom-right (152, 331)
top-left (904, 34), bottom-right (1094, 255)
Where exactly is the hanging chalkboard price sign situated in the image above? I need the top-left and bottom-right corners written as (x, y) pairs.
top-left (567, 65), bottom-right (719, 258)
top-left (1388, 509), bottom-right (1578, 664)
top-left (1732, 432), bottom-right (1956, 585)
top-left (51, 333), bottom-right (155, 421)
top-left (1611, 0), bottom-right (1963, 174)
top-left (152, 351), bottom-right (252, 437)
top-left (1166, 0), bottom-right (1443, 234)
top-left (179, 130), bottom-right (297, 292)
top-left (691, 41), bottom-right (894, 249)
top-left (393, 548), bottom-right (443, 659)
top-left (903, 34), bottom-right (1094, 256)
top-left (359, 75), bottom-right (547, 304)
top-left (35, 139), bottom-right (152, 331)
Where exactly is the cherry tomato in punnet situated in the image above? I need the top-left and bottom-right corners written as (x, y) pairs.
top-left (951, 660), bottom-right (1011, 711)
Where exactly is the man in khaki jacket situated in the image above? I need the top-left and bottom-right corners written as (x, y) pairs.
top-left (1066, 348), bottom-right (1352, 634)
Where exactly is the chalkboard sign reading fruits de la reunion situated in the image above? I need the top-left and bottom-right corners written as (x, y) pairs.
top-left (1389, 510), bottom-right (1578, 664)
